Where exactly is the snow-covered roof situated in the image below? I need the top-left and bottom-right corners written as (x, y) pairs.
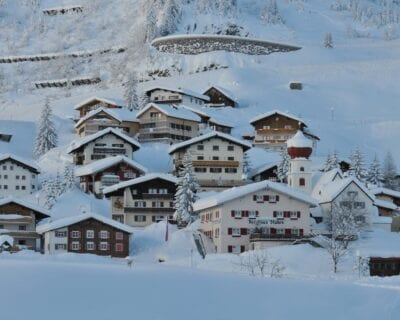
top-left (358, 230), bottom-right (400, 258)
top-left (0, 153), bottom-right (40, 173)
top-left (74, 96), bottom-right (124, 110)
top-left (67, 127), bottom-right (141, 153)
top-left (287, 131), bottom-right (313, 148)
top-left (373, 199), bottom-right (398, 211)
top-left (0, 235), bottom-right (13, 247)
top-left (312, 168), bottom-right (343, 195)
top-left (313, 177), bottom-right (375, 204)
top-left (75, 107), bottom-right (138, 128)
top-left (180, 104), bottom-right (210, 119)
top-left (194, 180), bottom-right (318, 212)
top-left (75, 156), bottom-right (147, 176)
top-left (168, 131), bottom-right (252, 154)
top-left (136, 103), bottom-right (201, 122)
top-left (370, 187), bottom-right (400, 200)
top-left (145, 86), bottom-right (210, 101)
top-left (103, 173), bottom-right (178, 195)
top-left (203, 85), bottom-right (237, 102)
top-left (37, 212), bottom-right (134, 234)
top-left (249, 161), bottom-right (278, 179)
top-left (0, 197), bottom-right (50, 218)
top-left (249, 109), bottom-right (306, 126)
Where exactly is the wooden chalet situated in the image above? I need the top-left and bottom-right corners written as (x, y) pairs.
top-left (202, 86), bottom-right (238, 107)
top-left (74, 97), bottom-right (124, 119)
top-left (369, 257), bottom-right (400, 277)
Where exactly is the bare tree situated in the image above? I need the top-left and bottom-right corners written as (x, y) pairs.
top-left (238, 250), bottom-right (285, 277)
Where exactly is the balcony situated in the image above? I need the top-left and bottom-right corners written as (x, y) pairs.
top-left (141, 193), bottom-right (173, 200)
top-left (124, 207), bottom-right (175, 213)
top-left (93, 147), bottom-right (126, 154)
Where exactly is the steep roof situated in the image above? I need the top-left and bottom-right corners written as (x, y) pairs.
top-left (0, 197), bottom-right (50, 219)
top-left (103, 173), bottom-right (178, 195)
top-left (145, 86), bottom-right (210, 101)
top-left (203, 85), bottom-right (237, 102)
top-left (193, 180), bottom-right (318, 212)
top-left (250, 109), bottom-right (307, 126)
top-left (67, 127), bottom-right (141, 154)
top-left (374, 199), bottom-right (398, 211)
top-left (74, 96), bottom-right (124, 110)
top-left (249, 162), bottom-right (278, 179)
top-left (168, 131), bottom-right (252, 154)
top-left (37, 212), bottom-right (133, 234)
top-left (312, 168), bottom-right (343, 195)
top-left (75, 156), bottom-right (147, 177)
top-left (0, 153), bottom-right (40, 173)
top-left (136, 103), bottom-right (201, 122)
top-left (75, 107), bottom-right (138, 128)
top-left (370, 187), bottom-right (400, 200)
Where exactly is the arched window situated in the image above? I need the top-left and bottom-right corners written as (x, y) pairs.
top-left (300, 167), bottom-right (305, 172)
top-left (299, 178), bottom-right (305, 186)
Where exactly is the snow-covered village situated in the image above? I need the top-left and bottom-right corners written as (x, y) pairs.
top-left (1, 0), bottom-right (400, 319)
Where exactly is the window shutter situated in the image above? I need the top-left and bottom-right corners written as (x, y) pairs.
top-left (231, 210), bottom-right (235, 217)
top-left (300, 229), bottom-right (304, 236)
top-left (228, 228), bottom-right (232, 235)
top-left (297, 211), bottom-right (301, 218)
top-left (240, 245), bottom-right (245, 253)
top-left (276, 195), bottom-right (280, 201)
top-left (256, 211), bottom-right (259, 217)
top-left (253, 195), bottom-right (257, 201)
top-left (228, 245), bottom-right (233, 253)
top-left (285, 228), bottom-right (291, 235)
top-left (241, 228), bottom-right (247, 235)
top-left (263, 195), bottom-right (269, 201)
top-left (273, 211), bottom-right (277, 218)
top-left (245, 211), bottom-right (249, 217)
top-left (284, 211), bottom-right (288, 218)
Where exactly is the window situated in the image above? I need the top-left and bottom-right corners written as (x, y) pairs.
top-left (115, 243), bottom-right (124, 252)
top-left (134, 201), bottom-right (146, 208)
top-left (55, 244), bottom-right (67, 250)
top-left (195, 167), bottom-right (207, 173)
top-left (225, 168), bottom-right (237, 173)
top-left (292, 228), bottom-right (299, 236)
top-left (254, 195), bottom-right (264, 202)
top-left (152, 201), bottom-right (164, 208)
top-left (148, 188), bottom-right (157, 194)
top-left (210, 168), bottom-right (222, 173)
top-left (18, 240), bottom-right (26, 246)
top-left (4, 175), bottom-right (7, 179)
top-left (10, 166), bottom-right (13, 170)
top-left (212, 156), bottom-right (219, 160)
top-left (112, 144), bottom-right (124, 148)
top-left (16, 175), bottom-right (19, 180)
top-left (159, 188), bottom-right (168, 194)
top-left (2, 166), bottom-right (5, 170)
top-left (71, 241), bottom-right (80, 250)
top-left (131, 189), bottom-right (138, 195)
top-left (300, 167), bottom-right (305, 172)
top-left (213, 145), bottom-right (219, 151)
top-left (232, 228), bottom-right (241, 237)
top-left (32, 174), bottom-right (36, 179)
top-left (21, 186), bottom-right (26, 190)
top-left (16, 186), bottom-right (20, 190)
top-left (354, 202), bottom-right (365, 209)
top-left (249, 211), bottom-right (258, 219)
top-left (227, 157), bottom-right (234, 161)
top-left (86, 230), bottom-right (94, 239)
top-left (233, 210), bottom-right (242, 219)
top-left (3, 185), bottom-right (7, 189)
top-left (0, 225), bottom-right (4, 229)
top-left (284, 125), bottom-right (292, 129)
top-left (71, 231), bottom-right (80, 238)
top-left (55, 231), bottom-right (67, 237)
top-left (347, 191), bottom-right (358, 197)
top-left (32, 185), bottom-right (35, 190)
top-left (86, 242), bottom-right (95, 250)
top-left (94, 143), bottom-right (107, 147)
top-left (197, 145), bottom-right (204, 151)
top-left (197, 156), bottom-right (204, 160)
top-left (269, 195), bottom-right (278, 203)
top-left (100, 242), bottom-right (109, 251)
top-left (99, 230), bottom-right (109, 239)
top-left (169, 202), bottom-right (174, 208)
top-left (214, 228), bottom-right (220, 238)
top-left (116, 232), bottom-right (124, 240)
top-left (299, 178), bottom-right (305, 186)
top-left (232, 245), bottom-right (242, 254)
top-left (227, 145), bottom-right (234, 151)
top-left (134, 215), bottom-right (146, 222)
top-left (274, 211), bottom-right (284, 219)
top-left (290, 211), bottom-right (299, 219)
top-left (18, 225), bottom-right (26, 231)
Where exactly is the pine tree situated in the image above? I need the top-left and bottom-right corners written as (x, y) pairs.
top-left (139, 92), bottom-right (150, 110)
top-left (34, 98), bottom-right (58, 158)
top-left (349, 148), bottom-right (366, 181)
top-left (366, 155), bottom-right (382, 186)
top-left (124, 72), bottom-right (139, 111)
top-left (277, 148), bottom-right (290, 183)
top-left (159, 0), bottom-right (182, 36)
top-left (145, 6), bottom-right (158, 43)
top-left (324, 150), bottom-right (340, 172)
top-left (242, 151), bottom-right (252, 180)
top-left (174, 152), bottom-right (199, 225)
top-left (324, 33), bottom-right (334, 48)
top-left (260, 0), bottom-right (283, 24)
top-left (383, 151), bottom-right (398, 190)
top-left (63, 165), bottom-right (75, 191)
top-left (43, 179), bottom-right (58, 209)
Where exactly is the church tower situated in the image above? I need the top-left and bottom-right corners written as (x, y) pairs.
top-left (287, 131), bottom-right (313, 194)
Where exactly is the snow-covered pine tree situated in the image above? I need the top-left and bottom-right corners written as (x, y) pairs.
top-left (277, 148), bottom-right (290, 183)
top-left (242, 151), bottom-right (252, 180)
top-left (43, 179), bottom-right (58, 209)
top-left (139, 91), bottom-right (150, 110)
top-left (383, 151), bottom-right (398, 190)
top-left (145, 5), bottom-right (159, 43)
top-left (323, 152), bottom-right (332, 172)
top-left (349, 147), bottom-right (366, 181)
top-left (124, 72), bottom-right (139, 111)
top-left (324, 33), bottom-right (334, 48)
top-left (366, 155), bottom-right (382, 186)
top-left (158, 0), bottom-right (182, 36)
top-left (216, 0), bottom-right (237, 17)
top-left (34, 97), bottom-right (58, 158)
top-left (63, 165), bottom-right (75, 191)
top-left (324, 150), bottom-right (340, 172)
top-left (260, 0), bottom-right (284, 24)
top-left (173, 152), bottom-right (199, 225)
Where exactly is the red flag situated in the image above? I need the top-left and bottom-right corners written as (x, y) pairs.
top-left (165, 216), bottom-right (169, 242)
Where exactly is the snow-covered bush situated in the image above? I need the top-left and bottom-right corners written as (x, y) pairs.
top-left (238, 250), bottom-right (285, 278)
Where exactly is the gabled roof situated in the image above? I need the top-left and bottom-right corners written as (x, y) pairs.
top-left (250, 109), bottom-right (307, 126)
top-left (37, 212), bottom-right (133, 234)
top-left (168, 131), bottom-right (252, 154)
top-left (374, 199), bottom-right (398, 211)
top-left (67, 127), bottom-right (141, 154)
top-left (103, 173), bottom-right (178, 195)
top-left (193, 180), bottom-right (318, 212)
top-left (249, 162), bottom-right (278, 179)
top-left (0, 153), bottom-right (40, 174)
top-left (180, 105), bottom-right (210, 120)
top-left (370, 187), bottom-right (400, 200)
top-left (136, 103), bottom-right (201, 122)
top-left (314, 177), bottom-right (375, 204)
top-left (74, 96), bottom-right (124, 110)
top-left (0, 197), bottom-right (50, 219)
top-left (75, 156), bottom-right (147, 177)
top-left (312, 168), bottom-right (343, 196)
top-left (202, 85), bottom-right (237, 102)
top-left (145, 86), bottom-right (210, 101)
top-left (75, 107), bottom-right (138, 128)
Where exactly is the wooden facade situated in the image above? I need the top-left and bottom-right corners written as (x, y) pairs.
top-left (203, 87), bottom-right (237, 107)
top-left (369, 257), bottom-right (400, 277)
top-left (76, 99), bottom-right (122, 118)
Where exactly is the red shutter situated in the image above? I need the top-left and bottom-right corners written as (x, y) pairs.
top-left (284, 211), bottom-right (289, 218)
top-left (271, 228), bottom-right (276, 234)
top-left (263, 195), bottom-right (269, 201)
top-left (241, 211), bottom-right (245, 218)
top-left (276, 195), bottom-right (280, 201)
top-left (300, 229), bottom-right (304, 236)
top-left (256, 211), bottom-right (259, 217)
top-left (231, 210), bottom-right (235, 217)
top-left (297, 211), bottom-right (301, 218)
top-left (228, 228), bottom-right (232, 235)
top-left (228, 245), bottom-right (233, 253)
top-left (253, 195), bottom-right (257, 201)
top-left (273, 211), bottom-right (277, 218)
top-left (240, 245), bottom-right (245, 253)
top-left (241, 228), bottom-right (247, 235)
top-left (245, 210), bottom-right (249, 217)
top-left (285, 228), bottom-right (291, 235)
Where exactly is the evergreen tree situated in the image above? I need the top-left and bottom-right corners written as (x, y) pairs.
top-left (383, 151), bottom-right (398, 189)
top-left (277, 148), bottom-right (290, 183)
top-left (173, 152), bottom-right (199, 225)
top-left (63, 165), bottom-right (75, 191)
top-left (324, 150), bottom-right (340, 172)
top-left (324, 33), bottom-right (334, 48)
top-left (145, 6), bottom-right (158, 43)
top-left (139, 91), bottom-right (150, 110)
top-left (124, 72), bottom-right (139, 111)
top-left (260, 0), bottom-right (283, 24)
top-left (349, 148), bottom-right (366, 181)
top-left (242, 151), bottom-right (252, 180)
top-left (366, 155), bottom-right (382, 186)
top-left (43, 179), bottom-right (58, 209)
top-left (159, 0), bottom-right (182, 36)
top-left (34, 98), bottom-right (58, 158)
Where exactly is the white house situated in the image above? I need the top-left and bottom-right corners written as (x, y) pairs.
top-left (67, 127), bottom-right (141, 165)
top-left (194, 180), bottom-right (318, 253)
top-left (0, 154), bottom-right (40, 197)
top-left (168, 131), bottom-right (252, 190)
